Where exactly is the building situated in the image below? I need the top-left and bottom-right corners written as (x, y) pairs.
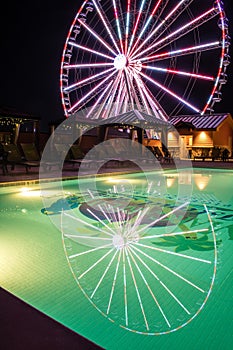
top-left (169, 113), bottom-right (233, 159)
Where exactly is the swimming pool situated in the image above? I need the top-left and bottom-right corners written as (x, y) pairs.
top-left (0, 168), bottom-right (233, 349)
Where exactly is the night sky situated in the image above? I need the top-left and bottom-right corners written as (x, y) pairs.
top-left (0, 0), bottom-right (233, 131)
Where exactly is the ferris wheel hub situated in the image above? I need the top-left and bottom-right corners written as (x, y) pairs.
top-left (114, 54), bottom-right (127, 70)
top-left (112, 232), bottom-right (140, 250)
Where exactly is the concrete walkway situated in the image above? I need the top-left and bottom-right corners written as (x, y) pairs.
top-left (1, 159), bottom-right (233, 184)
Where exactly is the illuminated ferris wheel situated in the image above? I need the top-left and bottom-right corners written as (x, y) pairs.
top-left (60, 0), bottom-right (230, 120)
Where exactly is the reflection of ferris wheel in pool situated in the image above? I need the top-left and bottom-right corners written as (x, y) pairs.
top-left (62, 192), bottom-right (218, 335)
top-left (60, 0), bottom-right (230, 119)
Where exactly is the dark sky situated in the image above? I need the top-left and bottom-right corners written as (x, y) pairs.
top-left (0, 0), bottom-right (233, 131)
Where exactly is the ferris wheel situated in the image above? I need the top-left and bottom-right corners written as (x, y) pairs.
top-left (60, 0), bottom-right (230, 120)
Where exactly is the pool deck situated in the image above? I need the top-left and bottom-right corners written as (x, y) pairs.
top-left (1, 159), bottom-right (233, 184)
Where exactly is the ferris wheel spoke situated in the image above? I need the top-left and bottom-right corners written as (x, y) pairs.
top-left (131, 67), bottom-right (175, 117)
top-left (91, 250), bottom-right (119, 299)
top-left (64, 67), bottom-right (115, 92)
top-left (131, 245), bottom-right (205, 293)
top-left (134, 41), bottom-right (221, 63)
top-left (139, 80), bottom-right (168, 120)
top-left (122, 249), bottom-right (128, 326)
top-left (103, 77), bottom-right (126, 118)
top-left (115, 75), bottom-right (125, 112)
top-left (123, 91), bottom-right (131, 114)
top-left (86, 80), bottom-right (116, 118)
top-left (140, 228), bottom-right (209, 240)
top-left (106, 71), bottom-right (125, 111)
top-left (124, 69), bottom-right (135, 107)
top-left (64, 234), bottom-right (112, 241)
top-left (127, 0), bottom-right (147, 55)
top-left (127, 247), bottom-right (171, 327)
top-left (142, 65), bottom-right (215, 81)
top-left (106, 249), bottom-right (122, 315)
top-left (112, 0), bottom-right (124, 52)
top-left (68, 243), bottom-right (113, 259)
top-left (68, 70), bottom-right (117, 113)
top-left (133, 72), bottom-right (153, 114)
top-left (132, 6), bottom-right (219, 61)
top-left (63, 212), bottom-right (115, 237)
top-left (106, 204), bottom-right (123, 235)
top-left (124, 0), bottom-right (132, 54)
top-left (78, 248), bottom-right (115, 280)
top-left (135, 201), bottom-right (189, 235)
top-left (77, 18), bottom-right (118, 56)
top-left (129, 246), bottom-right (191, 315)
top-left (130, 0), bottom-right (194, 59)
top-left (65, 63), bottom-right (114, 69)
top-left (139, 70), bottom-right (201, 113)
top-left (125, 247), bottom-right (150, 331)
top-left (92, 0), bottom-right (121, 54)
top-left (134, 241), bottom-right (212, 264)
top-left (113, 73), bottom-right (128, 115)
top-left (129, 78), bottom-right (144, 111)
top-left (145, 89), bottom-right (168, 120)
top-left (126, 207), bottom-right (151, 238)
top-left (108, 204), bottom-right (128, 235)
top-left (94, 79), bottom-right (121, 119)
top-left (68, 41), bottom-right (114, 61)
top-left (86, 208), bottom-right (116, 236)
top-left (129, 0), bottom-right (165, 56)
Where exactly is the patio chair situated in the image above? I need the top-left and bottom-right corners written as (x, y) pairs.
top-left (0, 143), bottom-right (8, 175)
top-left (211, 147), bottom-right (221, 161)
top-left (193, 148), bottom-right (211, 161)
top-left (221, 148), bottom-right (230, 162)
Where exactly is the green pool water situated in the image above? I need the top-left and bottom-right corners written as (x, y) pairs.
top-left (0, 168), bottom-right (232, 349)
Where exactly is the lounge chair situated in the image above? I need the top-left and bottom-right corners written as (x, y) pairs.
top-left (54, 143), bottom-right (93, 169)
top-left (153, 146), bottom-right (172, 163)
top-left (70, 144), bottom-right (85, 160)
top-left (20, 143), bottom-right (41, 161)
top-left (21, 143), bottom-right (61, 171)
top-left (3, 143), bottom-right (40, 173)
top-left (96, 143), bottom-right (128, 167)
top-left (152, 146), bottom-right (163, 161)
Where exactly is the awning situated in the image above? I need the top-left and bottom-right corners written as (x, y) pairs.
top-left (169, 114), bottom-right (231, 130)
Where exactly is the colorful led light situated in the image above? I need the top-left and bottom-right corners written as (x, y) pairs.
top-left (139, 71), bottom-right (201, 113)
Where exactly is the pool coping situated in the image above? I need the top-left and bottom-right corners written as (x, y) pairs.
top-left (1, 165), bottom-right (233, 188)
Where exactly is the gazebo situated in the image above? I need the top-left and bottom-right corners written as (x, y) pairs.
top-left (0, 106), bottom-right (40, 145)
top-left (49, 109), bottom-right (173, 154)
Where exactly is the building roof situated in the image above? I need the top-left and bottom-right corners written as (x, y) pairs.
top-left (97, 109), bottom-right (170, 130)
top-left (169, 114), bottom-right (231, 130)
top-left (0, 106), bottom-right (39, 125)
